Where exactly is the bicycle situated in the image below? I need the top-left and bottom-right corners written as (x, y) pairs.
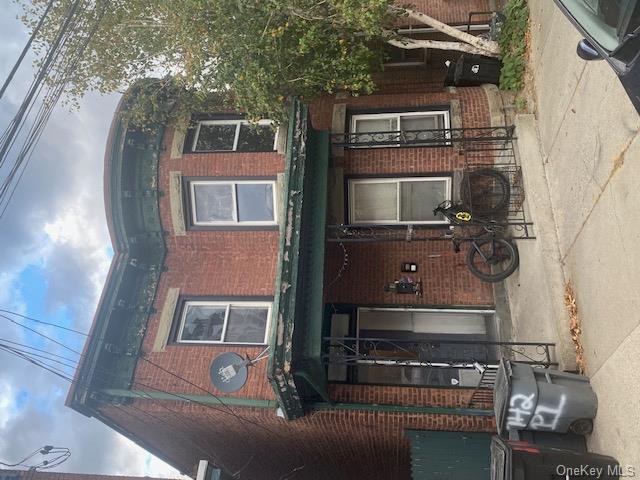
top-left (433, 201), bottom-right (520, 283)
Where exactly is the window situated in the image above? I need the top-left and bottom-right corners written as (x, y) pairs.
top-left (348, 177), bottom-right (451, 224)
top-left (177, 301), bottom-right (271, 344)
top-left (384, 45), bottom-right (427, 67)
top-left (192, 119), bottom-right (277, 152)
top-left (189, 180), bottom-right (277, 226)
top-left (350, 110), bottom-right (450, 147)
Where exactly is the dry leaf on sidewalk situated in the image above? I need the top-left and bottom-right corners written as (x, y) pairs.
top-left (564, 282), bottom-right (586, 373)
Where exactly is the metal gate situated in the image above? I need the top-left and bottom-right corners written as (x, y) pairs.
top-left (406, 430), bottom-right (492, 480)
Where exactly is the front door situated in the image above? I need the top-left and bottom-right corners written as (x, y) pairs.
top-left (358, 307), bottom-right (487, 335)
top-left (338, 307), bottom-right (494, 387)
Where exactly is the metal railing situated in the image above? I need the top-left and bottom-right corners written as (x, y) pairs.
top-left (331, 126), bottom-right (515, 149)
top-left (322, 336), bottom-right (556, 369)
top-left (323, 336), bottom-right (556, 407)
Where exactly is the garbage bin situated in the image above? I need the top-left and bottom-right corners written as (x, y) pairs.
top-left (508, 428), bottom-right (587, 453)
top-left (491, 435), bottom-right (620, 480)
top-left (453, 54), bottom-right (502, 86)
top-left (494, 359), bottom-right (598, 436)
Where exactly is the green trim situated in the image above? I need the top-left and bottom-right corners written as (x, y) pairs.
top-left (268, 100), bottom-right (307, 419)
top-left (69, 86), bottom-right (166, 414)
top-left (307, 402), bottom-right (493, 417)
top-left (267, 100), bottom-right (331, 420)
top-left (99, 389), bottom-right (279, 409)
top-left (293, 371), bottom-right (332, 404)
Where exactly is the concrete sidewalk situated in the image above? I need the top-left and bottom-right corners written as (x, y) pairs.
top-left (511, 111), bottom-right (640, 471)
top-left (505, 0), bottom-right (640, 468)
top-left (503, 114), bottom-right (575, 371)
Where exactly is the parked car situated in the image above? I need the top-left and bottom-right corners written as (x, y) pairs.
top-left (553, 0), bottom-right (640, 112)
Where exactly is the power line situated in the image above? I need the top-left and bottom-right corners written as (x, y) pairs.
top-left (0, 445), bottom-right (71, 471)
top-left (0, 337), bottom-right (79, 363)
top-left (0, 1), bottom-right (107, 219)
top-left (0, 343), bottom-right (73, 382)
top-left (0, 0), bottom-right (56, 101)
top-left (0, 339), bottom-right (241, 477)
top-left (0, 342), bottom-right (77, 370)
top-left (0, 0), bottom-right (83, 167)
top-left (0, 309), bottom-right (88, 336)
top-left (0, 307), bottom-right (277, 432)
top-left (1, 312), bottom-right (307, 478)
top-left (0, 447), bottom-right (42, 467)
top-left (0, 313), bottom-right (82, 355)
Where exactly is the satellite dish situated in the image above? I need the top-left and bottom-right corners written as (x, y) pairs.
top-left (209, 352), bottom-right (249, 393)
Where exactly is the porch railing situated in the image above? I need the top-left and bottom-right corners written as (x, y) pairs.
top-left (323, 336), bottom-right (557, 408)
top-left (322, 337), bottom-right (556, 369)
top-left (331, 126), bottom-right (515, 149)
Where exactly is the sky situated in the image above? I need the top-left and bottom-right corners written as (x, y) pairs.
top-left (0, 4), bottom-right (186, 478)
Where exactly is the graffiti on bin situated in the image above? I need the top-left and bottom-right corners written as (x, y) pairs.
top-left (506, 393), bottom-right (567, 430)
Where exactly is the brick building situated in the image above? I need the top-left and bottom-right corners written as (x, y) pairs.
top-left (0, 472), bottom-right (183, 480)
top-left (66, 2), bottom-right (549, 479)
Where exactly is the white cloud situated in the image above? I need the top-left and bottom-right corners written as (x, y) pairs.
top-left (43, 204), bottom-right (112, 302)
top-left (0, 380), bottom-right (16, 430)
top-left (0, 5), bottom-right (192, 478)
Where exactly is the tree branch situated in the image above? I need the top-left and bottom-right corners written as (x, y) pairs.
top-left (390, 7), bottom-right (500, 55)
top-left (387, 35), bottom-right (499, 57)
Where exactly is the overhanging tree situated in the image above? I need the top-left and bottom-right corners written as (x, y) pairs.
top-left (21, 0), bottom-right (500, 123)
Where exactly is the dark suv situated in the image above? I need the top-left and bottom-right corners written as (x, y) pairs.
top-left (553, 0), bottom-right (640, 111)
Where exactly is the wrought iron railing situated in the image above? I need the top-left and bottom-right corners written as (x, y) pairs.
top-left (325, 222), bottom-right (535, 242)
top-left (331, 126), bottom-right (515, 148)
top-left (322, 337), bottom-right (556, 369)
top-left (327, 124), bottom-right (536, 241)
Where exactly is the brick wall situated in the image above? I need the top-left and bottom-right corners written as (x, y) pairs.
top-left (396, 0), bottom-right (493, 26)
top-left (325, 240), bottom-right (494, 306)
top-left (313, 87), bottom-right (494, 307)
top-left (101, 66), bottom-right (498, 479)
top-left (133, 129), bottom-right (282, 402)
top-left (99, 397), bottom-right (495, 480)
top-left (311, 87), bottom-right (489, 130)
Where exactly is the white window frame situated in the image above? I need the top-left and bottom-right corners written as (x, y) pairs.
top-left (349, 110), bottom-right (450, 148)
top-left (192, 119), bottom-right (278, 152)
top-left (384, 45), bottom-right (428, 68)
top-left (176, 300), bottom-right (271, 345)
top-left (189, 179), bottom-right (278, 226)
top-left (348, 176), bottom-right (451, 225)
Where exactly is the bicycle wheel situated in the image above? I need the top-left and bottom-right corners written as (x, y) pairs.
top-left (466, 238), bottom-right (519, 282)
top-left (460, 168), bottom-right (510, 215)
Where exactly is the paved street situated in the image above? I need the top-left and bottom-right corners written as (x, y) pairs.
top-left (505, 0), bottom-right (640, 469)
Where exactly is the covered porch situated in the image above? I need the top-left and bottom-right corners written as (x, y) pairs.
top-left (268, 100), bottom-right (553, 420)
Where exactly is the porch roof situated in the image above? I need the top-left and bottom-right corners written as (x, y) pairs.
top-left (268, 100), bottom-right (330, 420)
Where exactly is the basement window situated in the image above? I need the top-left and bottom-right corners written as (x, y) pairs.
top-left (177, 301), bottom-right (271, 344)
top-left (191, 120), bottom-right (277, 152)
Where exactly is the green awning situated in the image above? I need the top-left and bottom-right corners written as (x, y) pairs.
top-left (268, 100), bottom-right (329, 420)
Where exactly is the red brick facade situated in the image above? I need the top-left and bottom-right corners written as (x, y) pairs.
top-left (88, 2), bottom-right (503, 478)
top-left (315, 87), bottom-right (494, 307)
top-left (100, 400), bottom-right (494, 480)
top-left (95, 85), bottom-right (497, 479)
top-left (401, 0), bottom-right (493, 26)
